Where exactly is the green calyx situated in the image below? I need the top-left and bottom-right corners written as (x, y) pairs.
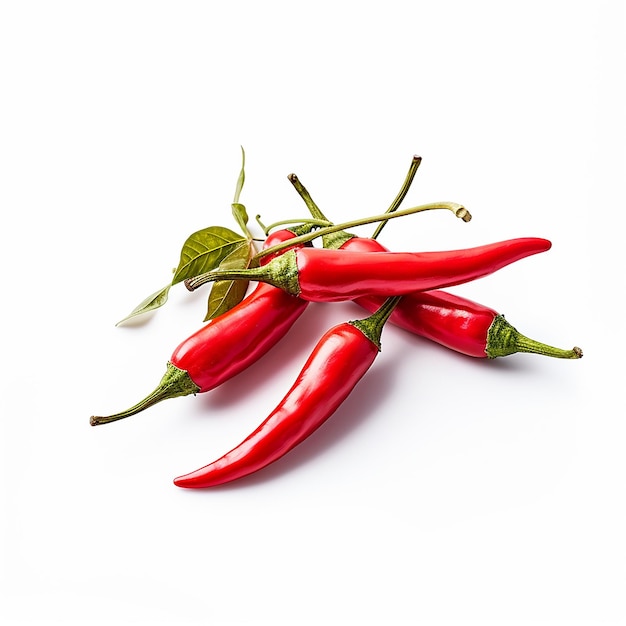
top-left (323, 229), bottom-right (356, 250)
top-left (486, 314), bottom-right (583, 359)
top-left (89, 362), bottom-right (200, 426)
top-left (349, 296), bottom-right (402, 350)
top-left (287, 222), bottom-right (319, 239)
top-left (185, 248), bottom-right (302, 296)
top-left (258, 248), bottom-right (301, 295)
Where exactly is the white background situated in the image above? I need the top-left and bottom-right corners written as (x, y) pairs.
top-left (1, 2), bottom-right (624, 625)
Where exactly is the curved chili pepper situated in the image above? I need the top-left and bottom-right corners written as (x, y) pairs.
top-left (90, 229), bottom-right (309, 426)
top-left (173, 296), bottom-right (401, 489)
top-left (184, 237), bottom-right (552, 302)
top-left (340, 236), bottom-right (582, 359)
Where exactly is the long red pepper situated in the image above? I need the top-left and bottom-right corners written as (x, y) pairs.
top-left (184, 237), bottom-right (552, 302)
top-left (90, 229), bottom-right (309, 426)
top-left (341, 236), bottom-right (582, 359)
top-left (173, 296), bottom-right (401, 489)
top-left (286, 170), bottom-right (581, 359)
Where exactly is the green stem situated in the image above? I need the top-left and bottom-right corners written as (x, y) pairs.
top-left (262, 217), bottom-right (332, 233)
top-left (288, 173), bottom-right (354, 249)
top-left (349, 296), bottom-right (402, 350)
top-left (255, 214), bottom-right (269, 233)
top-left (288, 173), bottom-right (326, 221)
top-left (371, 155), bottom-right (422, 240)
top-left (89, 362), bottom-right (200, 426)
top-left (256, 201), bottom-right (470, 261)
top-left (486, 315), bottom-right (583, 359)
top-left (288, 157), bottom-right (426, 248)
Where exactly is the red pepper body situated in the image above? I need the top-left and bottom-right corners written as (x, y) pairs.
top-left (290, 237), bottom-right (551, 302)
top-left (342, 236), bottom-right (581, 360)
top-left (170, 282), bottom-right (308, 391)
top-left (174, 227), bottom-right (314, 393)
top-left (172, 228), bottom-right (308, 392)
top-left (173, 322), bottom-right (380, 488)
top-left (357, 290), bottom-right (496, 357)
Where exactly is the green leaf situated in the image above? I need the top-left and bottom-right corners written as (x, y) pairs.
top-left (232, 202), bottom-right (250, 236)
top-left (233, 146), bottom-right (245, 204)
top-left (204, 241), bottom-right (255, 321)
top-left (116, 283), bottom-right (171, 326)
top-left (231, 148), bottom-right (253, 239)
top-left (172, 226), bottom-right (246, 284)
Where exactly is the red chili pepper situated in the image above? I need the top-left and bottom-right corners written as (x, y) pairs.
top-left (173, 296), bottom-right (400, 489)
top-left (359, 290), bottom-right (582, 359)
top-left (341, 236), bottom-right (582, 359)
top-left (90, 229), bottom-right (309, 426)
top-left (184, 237), bottom-right (552, 302)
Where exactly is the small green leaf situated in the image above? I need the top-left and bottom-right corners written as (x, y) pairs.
top-left (232, 202), bottom-right (250, 236)
top-left (116, 283), bottom-right (171, 326)
top-left (204, 241), bottom-right (254, 321)
top-left (172, 226), bottom-right (246, 284)
top-left (233, 146), bottom-right (246, 204)
top-left (205, 276), bottom-right (248, 322)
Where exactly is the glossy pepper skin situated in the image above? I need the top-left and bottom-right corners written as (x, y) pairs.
top-left (185, 238), bottom-right (552, 302)
top-left (89, 229), bottom-right (308, 426)
top-left (341, 236), bottom-right (582, 359)
top-left (170, 231), bottom-right (308, 393)
top-left (357, 290), bottom-right (582, 359)
top-left (169, 283), bottom-right (307, 393)
top-left (173, 297), bottom-right (400, 489)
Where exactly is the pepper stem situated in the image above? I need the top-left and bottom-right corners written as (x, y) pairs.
top-left (257, 201), bottom-right (471, 261)
top-left (349, 296), bottom-right (402, 350)
top-left (287, 173), bottom-right (326, 221)
top-left (259, 217), bottom-right (332, 233)
top-left (89, 362), bottom-right (200, 426)
top-left (287, 173), bottom-right (355, 249)
top-left (371, 155), bottom-right (422, 240)
top-left (184, 248), bottom-right (300, 294)
top-left (486, 315), bottom-right (583, 359)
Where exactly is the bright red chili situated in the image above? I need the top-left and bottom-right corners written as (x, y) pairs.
top-left (184, 238), bottom-right (552, 302)
top-left (341, 236), bottom-right (582, 359)
top-left (90, 229), bottom-right (309, 427)
top-left (358, 290), bottom-right (582, 359)
top-left (173, 296), bottom-right (400, 489)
